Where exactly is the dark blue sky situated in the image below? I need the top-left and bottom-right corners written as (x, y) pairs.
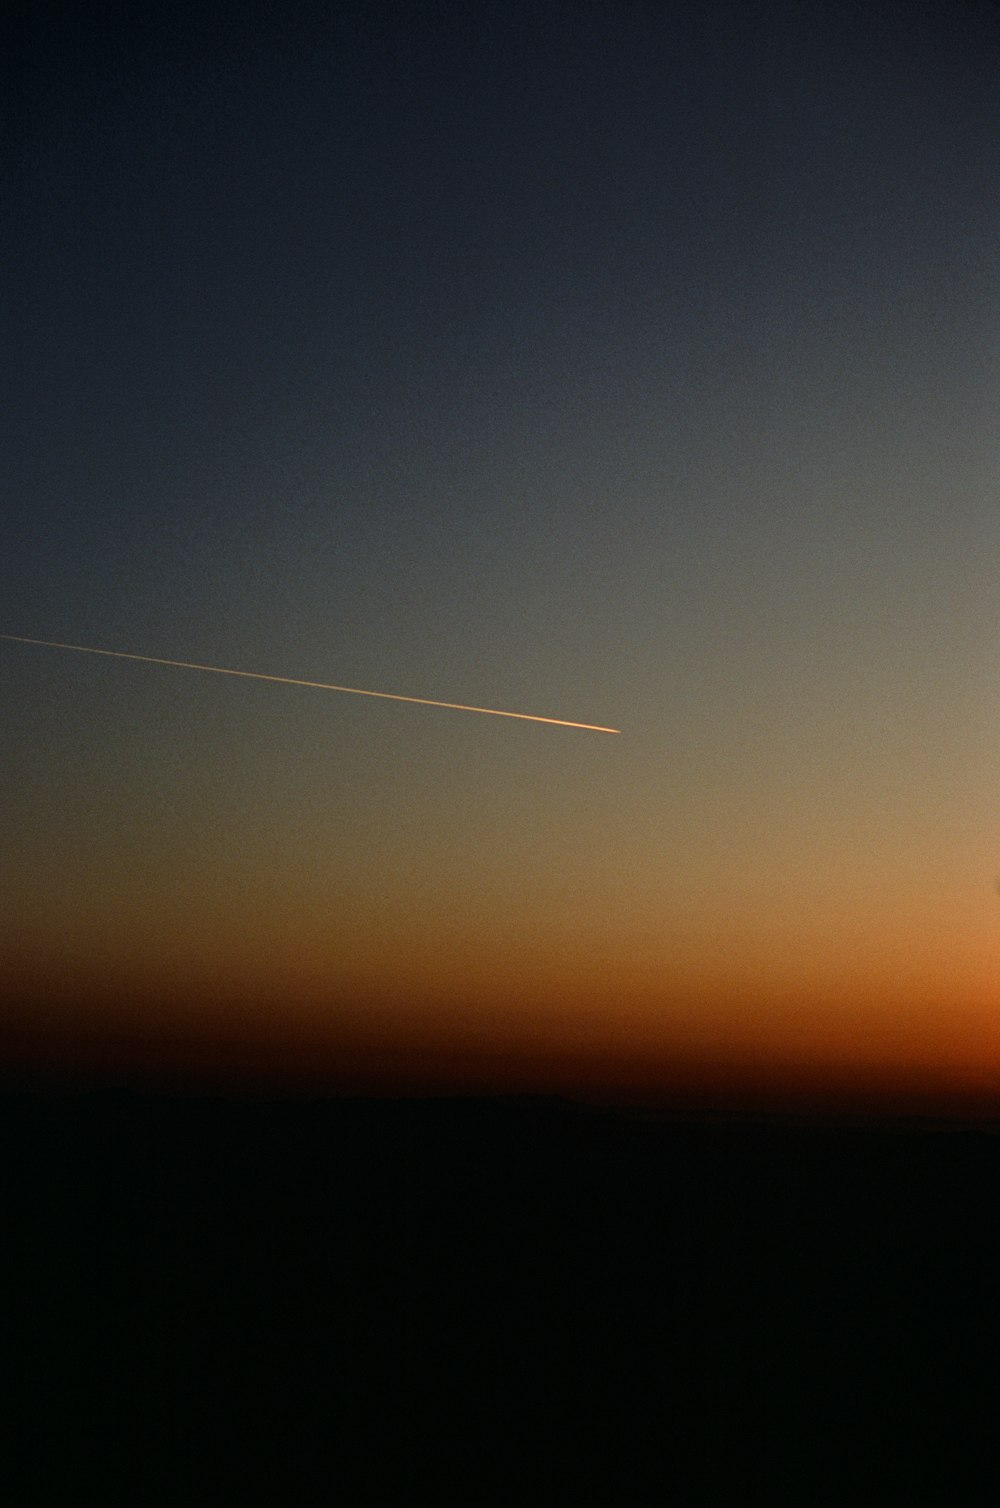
top-left (9, 0), bottom-right (996, 664)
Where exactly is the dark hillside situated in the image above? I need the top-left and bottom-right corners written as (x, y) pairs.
top-left (6, 1087), bottom-right (997, 1503)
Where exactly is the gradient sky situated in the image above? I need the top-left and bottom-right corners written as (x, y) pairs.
top-left (4, 1), bottom-right (998, 1109)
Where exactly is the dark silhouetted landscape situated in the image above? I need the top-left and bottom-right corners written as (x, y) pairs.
top-left (7, 1050), bottom-right (998, 1503)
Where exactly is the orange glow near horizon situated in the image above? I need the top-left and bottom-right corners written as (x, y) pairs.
top-left (2, 656), bottom-right (998, 1115)
top-left (4, 876), bottom-right (997, 1113)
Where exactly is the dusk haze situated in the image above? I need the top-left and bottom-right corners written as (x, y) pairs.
top-left (5, 0), bottom-right (998, 1116)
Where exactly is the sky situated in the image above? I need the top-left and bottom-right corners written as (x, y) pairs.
top-left (3, 0), bottom-right (999, 1111)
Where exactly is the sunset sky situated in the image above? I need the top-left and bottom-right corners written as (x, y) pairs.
top-left (4, 1), bottom-right (998, 1110)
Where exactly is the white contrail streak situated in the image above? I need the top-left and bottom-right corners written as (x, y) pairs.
top-left (0, 634), bottom-right (621, 733)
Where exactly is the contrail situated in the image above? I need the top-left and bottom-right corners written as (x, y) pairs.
top-left (0, 634), bottom-right (621, 733)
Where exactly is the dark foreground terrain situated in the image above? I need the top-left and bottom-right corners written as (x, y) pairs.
top-left (6, 1084), bottom-right (998, 1503)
